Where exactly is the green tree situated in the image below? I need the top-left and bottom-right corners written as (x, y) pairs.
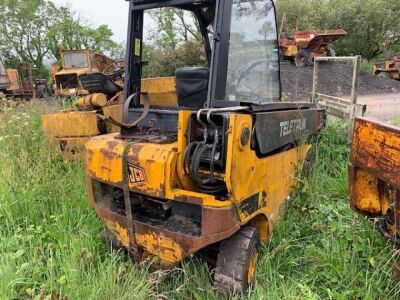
top-left (143, 40), bottom-right (207, 78)
top-left (142, 7), bottom-right (205, 78)
top-left (147, 8), bottom-right (202, 49)
top-left (0, 0), bottom-right (124, 73)
top-left (47, 8), bottom-right (124, 61)
top-left (0, 0), bottom-right (59, 72)
top-left (277, 0), bottom-right (400, 60)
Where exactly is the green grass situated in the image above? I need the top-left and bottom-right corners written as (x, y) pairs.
top-left (393, 118), bottom-right (400, 128)
top-left (0, 99), bottom-right (399, 299)
top-left (360, 59), bottom-right (376, 74)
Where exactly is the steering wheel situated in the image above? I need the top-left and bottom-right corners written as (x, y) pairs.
top-left (229, 59), bottom-right (275, 99)
top-left (103, 60), bottom-right (125, 76)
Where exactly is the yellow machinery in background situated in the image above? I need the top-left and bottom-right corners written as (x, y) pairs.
top-left (83, 0), bottom-right (326, 294)
top-left (0, 53), bottom-right (11, 94)
top-left (52, 48), bottom-right (119, 97)
top-left (42, 97), bottom-right (123, 160)
top-left (42, 75), bottom-right (177, 159)
top-left (349, 118), bottom-right (400, 276)
top-left (0, 58), bottom-right (47, 100)
top-left (373, 56), bottom-right (400, 81)
top-left (278, 13), bottom-right (347, 67)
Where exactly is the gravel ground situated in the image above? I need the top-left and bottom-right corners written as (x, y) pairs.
top-left (281, 62), bottom-right (400, 101)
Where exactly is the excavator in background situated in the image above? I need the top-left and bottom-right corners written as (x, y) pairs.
top-left (84, 0), bottom-right (326, 294)
top-left (349, 118), bottom-right (400, 277)
top-left (279, 13), bottom-right (347, 67)
top-left (52, 48), bottom-right (119, 97)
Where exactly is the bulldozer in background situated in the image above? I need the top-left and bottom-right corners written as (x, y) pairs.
top-left (84, 0), bottom-right (326, 294)
top-left (373, 56), bottom-right (400, 81)
top-left (372, 41), bottom-right (400, 81)
top-left (279, 13), bottom-right (347, 67)
top-left (349, 118), bottom-right (400, 277)
top-left (42, 63), bottom-right (126, 159)
top-left (52, 47), bottom-right (119, 97)
top-left (42, 60), bottom-right (178, 159)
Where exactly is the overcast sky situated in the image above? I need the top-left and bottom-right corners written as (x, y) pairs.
top-left (52, 0), bottom-right (130, 43)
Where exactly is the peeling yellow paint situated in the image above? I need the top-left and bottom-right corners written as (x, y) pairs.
top-left (85, 134), bottom-right (125, 184)
top-left (105, 220), bottom-right (130, 248)
top-left (135, 232), bottom-right (184, 265)
top-left (225, 114), bottom-right (310, 226)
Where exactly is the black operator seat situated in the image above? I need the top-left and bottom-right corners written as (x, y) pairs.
top-left (175, 67), bottom-right (209, 108)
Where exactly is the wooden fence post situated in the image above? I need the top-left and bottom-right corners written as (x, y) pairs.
top-left (312, 56), bottom-right (363, 141)
top-left (348, 55), bottom-right (361, 141)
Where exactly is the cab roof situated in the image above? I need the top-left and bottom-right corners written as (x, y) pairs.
top-left (130, 0), bottom-right (212, 10)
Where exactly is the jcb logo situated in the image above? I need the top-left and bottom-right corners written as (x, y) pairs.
top-left (128, 164), bottom-right (146, 184)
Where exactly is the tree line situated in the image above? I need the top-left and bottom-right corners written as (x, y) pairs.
top-left (0, 0), bottom-right (124, 75)
top-left (1, 0), bottom-right (399, 78)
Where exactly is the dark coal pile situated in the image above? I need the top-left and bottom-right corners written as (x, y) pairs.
top-left (281, 62), bottom-right (400, 101)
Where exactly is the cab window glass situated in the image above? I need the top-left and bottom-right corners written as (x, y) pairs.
top-left (63, 52), bottom-right (89, 68)
top-left (226, 0), bottom-right (280, 103)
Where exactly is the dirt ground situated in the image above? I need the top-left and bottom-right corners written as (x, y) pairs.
top-left (281, 62), bottom-right (400, 123)
top-left (357, 93), bottom-right (400, 122)
top-left (281, 62), bottom-right (400, 100)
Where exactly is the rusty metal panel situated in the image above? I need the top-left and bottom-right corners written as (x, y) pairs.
top-left (348, 165), bottom-right (382, 214)
top-left (294, 29), bottom-right (347, 50)
top-left (141, 77), bottom-right (177, 106)
top-left (350, 118), bottom-right (400, 189)
top-left (49, 136), bottom-right (92, 160)
top-left (6, 69), bottom-right (21, 92)
top-left (103, 104), bottom-right (123, 133)
top-left (42, 111), bottom-right (100, 138)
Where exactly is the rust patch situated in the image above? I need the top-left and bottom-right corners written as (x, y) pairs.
top-left (350, 118), bottom-right (400, 189)
top-left (106, 140), bottom-right (120, 152)
top-left (175, 195), bottom-right (203, 206)
top-left (395, 190), bottom-right (400, 234)
top-left (394, 263), bottom-right (400, 282)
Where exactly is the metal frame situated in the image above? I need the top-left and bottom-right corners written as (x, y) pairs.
top-left (311, 55), bottom-right (365, 139)
top-left (206, 0), bottom-right (232, 105)
top-left (131, 0), bottom-right (211, 11)
top-left (209, 0), bottom-right (281, 107)
top-left (124, 1), bottom-right (144, 106)
top-left (125, 0), bottom-right (214, 108)
top-left (124, 0), bottom-right (280, 111)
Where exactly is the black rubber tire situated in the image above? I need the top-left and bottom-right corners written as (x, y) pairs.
top-left (214, 225), bottom-right (260, 295)
top-left (327, 48), bottom-right (336, 57)
top-left (36, 85), bottom-right (47, 98)
top-left (378, 72), bottom-right (390, 79)
top-left (295, 50), bottom-right (312, 67)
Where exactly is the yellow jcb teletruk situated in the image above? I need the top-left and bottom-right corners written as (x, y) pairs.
top-left (85, 0), bottom-right (325, 294)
